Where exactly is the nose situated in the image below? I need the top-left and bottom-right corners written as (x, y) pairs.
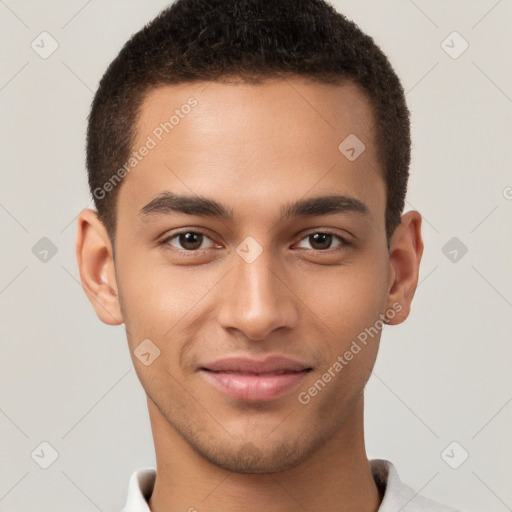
top-left (217, 244), bottom-right (299, 342)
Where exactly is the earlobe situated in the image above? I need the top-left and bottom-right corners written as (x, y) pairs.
top-left (75, 209), bottom-right (124, 326)
top-left (385, 210), bottom-right (424, 325)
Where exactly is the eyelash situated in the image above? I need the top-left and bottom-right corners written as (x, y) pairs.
top-left (159, 229), bottom-right (352, 254)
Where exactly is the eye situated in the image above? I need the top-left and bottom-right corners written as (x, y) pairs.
top-left (295, 231), bottom-right (351, 251)
top-left (160, 229), bottom-right (352, 254)
top-left (161, 230), bottom-right (218, 251)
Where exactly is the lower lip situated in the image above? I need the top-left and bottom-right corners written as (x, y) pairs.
top-left (200, 369), bottom-right (310, 402)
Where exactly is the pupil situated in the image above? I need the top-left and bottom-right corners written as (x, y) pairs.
top-left (311, 233), bottom-right (331, 250)
top-left (181, 232), bottom-right (202, 250)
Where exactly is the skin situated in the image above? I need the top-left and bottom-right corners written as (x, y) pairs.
top-left (76, 77), bottom-right (423, 512)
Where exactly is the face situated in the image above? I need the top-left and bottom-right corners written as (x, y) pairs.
top-left (79, 77), bottom-right (418, 473)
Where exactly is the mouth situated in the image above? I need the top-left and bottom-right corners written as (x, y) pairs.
top-left (199, 356), bottom-right (313, 402)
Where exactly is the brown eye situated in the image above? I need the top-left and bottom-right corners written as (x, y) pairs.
top-left (163, 231), bottom-right (215, 251)
top-left (295, 231), bottom-right (350, 251)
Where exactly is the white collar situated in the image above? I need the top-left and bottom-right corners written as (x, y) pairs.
top-left (121, 459), bottom-right (460, 511)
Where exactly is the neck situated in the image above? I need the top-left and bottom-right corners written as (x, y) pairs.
top-left (147, 395), bottom-right (382, 512)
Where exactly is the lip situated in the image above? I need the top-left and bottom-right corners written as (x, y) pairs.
top-left (200, 356), bottom-right (312, 402)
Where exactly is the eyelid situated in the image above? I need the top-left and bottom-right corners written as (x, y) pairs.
top-left (294, 229), bottom-right (352, 250)
top-left (160, 228), bottom-right (220, 251)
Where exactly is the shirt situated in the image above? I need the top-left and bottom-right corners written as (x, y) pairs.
top-left (121, 459), bottom-right (462, 511)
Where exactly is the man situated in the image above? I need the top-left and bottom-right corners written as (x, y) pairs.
top-left (75, 0), bottom-right (462, 510)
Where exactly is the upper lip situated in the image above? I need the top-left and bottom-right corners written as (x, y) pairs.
top-left (201, 356), bottom-right (312, 374)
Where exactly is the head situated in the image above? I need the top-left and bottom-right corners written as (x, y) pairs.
top-left (77, 0), bottom-right (423, 473)
top-left (87, 0), bottom-right (410, 248)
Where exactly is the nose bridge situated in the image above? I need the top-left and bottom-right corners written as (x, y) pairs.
top-left (218, 238), bottom-right (297, 340)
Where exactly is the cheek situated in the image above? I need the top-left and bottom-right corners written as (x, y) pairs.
top-left (116, 264), bottom-right (191, 397)
top-left (116, 248), bottom-right (181, 321)
top-left (115, 252), bottom-right (178, 345)
top-left (300, 259), bottom-right (389, 341)
top-left (115, 252), bottom-right (222, 369)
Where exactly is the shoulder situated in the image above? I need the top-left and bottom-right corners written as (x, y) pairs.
top-left (370, 459), bottom-right (463, 512)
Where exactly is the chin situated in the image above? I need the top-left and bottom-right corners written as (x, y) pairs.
top-left (193, 436), bottom-right (319, 474)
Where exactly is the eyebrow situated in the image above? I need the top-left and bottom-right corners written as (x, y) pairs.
top-left (139, 191), bottom-right (370, 221)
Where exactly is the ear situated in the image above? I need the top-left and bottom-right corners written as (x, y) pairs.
top-left (75, 208), bottom-right (123, 325)
top-left (385, 210), bottom-right (424, 325)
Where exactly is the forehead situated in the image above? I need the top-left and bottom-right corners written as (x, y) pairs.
top-left (120, 77), bottom-right (385, 229)
top-left (135, 77), bottom-right (376, 149)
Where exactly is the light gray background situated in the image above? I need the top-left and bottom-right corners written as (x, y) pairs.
top-left (1, 0), bottom-right (511, 511)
